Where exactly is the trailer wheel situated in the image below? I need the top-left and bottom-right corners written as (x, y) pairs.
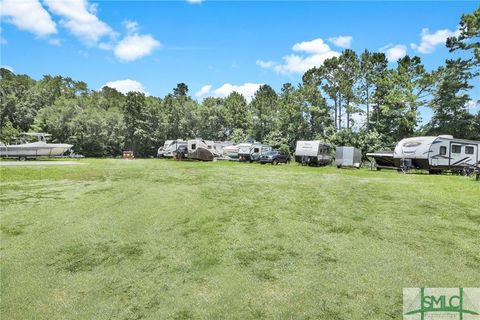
top-left (19, 156), bottom-right (26, 161)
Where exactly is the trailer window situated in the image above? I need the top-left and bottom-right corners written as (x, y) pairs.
top-left (465, 146), bottom-right (474, 154)
top-left (254, 148), bottom-right (259, 153)
top-left (440, 146), bottom-right (447, 155)
top-left (452, 145), bottom-right (461, 153)
top-left (191, 144), bottom-right (196, 150)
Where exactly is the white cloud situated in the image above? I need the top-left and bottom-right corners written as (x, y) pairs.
top-left (1, 65), bottom-right (14, 72)
top-left (273, 52), bottom-right (340, 74)
top-left (380, 44), bottom-right (407, 62)
top-left (257, 38), bottom-right (340, 74)
top-left (292, 38), bottom-right (332, 54)
top-left (411, 28), bottom-right (460, 54)
top-left (43, 0), bottom-right (113, 45)
top-left (187, 0), bottom-right (203, 4)
top-left (102, 79), bottom-right (148, 95)
top-left (213, 83), bottom-right (262, 102)
top-left (114, 34), bottom-right (161, 61)
top-left (0, 0), bottom-right (57, 37)
top-left (195, 83), bottom-right (262, 102)
top-left (328, 35), bottom-right (353, 48)
top-left (256, 60), bottom-right (276, 68)
top-left (195, 85), bottom-right (212, 97)
top-left (123, 20), bottom-right (139, 33)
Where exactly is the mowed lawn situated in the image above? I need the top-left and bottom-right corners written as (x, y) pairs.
top-left (1, 159), bottom-right (479, 320)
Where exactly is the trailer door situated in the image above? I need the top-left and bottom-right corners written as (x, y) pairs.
top-left (429, 141), bottom-right (449, 168)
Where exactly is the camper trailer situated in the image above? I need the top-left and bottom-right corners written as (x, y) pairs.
top-left (393, 135), bottom-right (480, 173)
top-left (336, 146), bottom-right (362, 168)
top-left (185, 138), bottom-right (221, 161)
top-left (237, 142), bottom-right (272, 162)
top-left (157, 140), bottom-right (186, 158)
top-left (294, 140), bottom-right (332, 166)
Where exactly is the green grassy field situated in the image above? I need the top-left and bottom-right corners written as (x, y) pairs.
top-left (1, 159), bottom-right (479, 319)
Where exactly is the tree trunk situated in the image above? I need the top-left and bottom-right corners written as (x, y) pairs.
top-left (346, 99), bottom-right (350, 130)
top-left (334, 96), bottom-right (338, 131)
top-left (366, 81), bottom-right (370, 132)
top-left (338, 93), bottom-right (342, 130)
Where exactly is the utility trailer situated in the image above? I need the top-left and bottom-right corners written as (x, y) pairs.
top-left (335, 146), bottom-right (362, 168)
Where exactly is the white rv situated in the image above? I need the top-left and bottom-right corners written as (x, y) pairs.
top-left (157, 140), bottom-right (186, 158)
top-left (186, 138), bottom-right (221, 161)
top-left (237, 142), bottom-right (271, 162)
top-left (294, 140), bottom-right (332, 166)
top-left (393, 135), bottom-right (480, 173)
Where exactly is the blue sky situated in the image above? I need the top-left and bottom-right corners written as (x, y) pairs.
top-left (1, 0), bottom-right (479, 122)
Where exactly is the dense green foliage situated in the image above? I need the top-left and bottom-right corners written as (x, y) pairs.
top-left (1, 159), bottom-right (479, 319)
top-left (0, 9), bottom-right (478, 157)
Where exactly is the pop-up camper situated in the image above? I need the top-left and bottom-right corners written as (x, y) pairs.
top-left (294, 140), bottom-right (332, 166)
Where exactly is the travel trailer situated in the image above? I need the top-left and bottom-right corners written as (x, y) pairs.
top-left (0, 133), bottom-right (73, 160)
top-left (237, 142), bottom-right (272, 162)
top-left (185, 138), bottom-right (221, 161)
top-left (157, 140), bottom-right (187, 158)
top-left (294, 140), bottom-right (332, 166)
top-left (335, 146), bottom-right (362, 168)
top-left (393, 135), bottom-right (480, 173)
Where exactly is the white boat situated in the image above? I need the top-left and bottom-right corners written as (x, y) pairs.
top-left (0, 133), bottom-right (73, 160)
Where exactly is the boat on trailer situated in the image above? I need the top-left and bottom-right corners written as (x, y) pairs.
top-left (0, 133), bottom-right (73, 161)
top-left (366, 150), bottom-right (396, 170)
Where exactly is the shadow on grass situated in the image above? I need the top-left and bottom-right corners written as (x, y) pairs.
top-left (49, 240), bottom-right (145, 273)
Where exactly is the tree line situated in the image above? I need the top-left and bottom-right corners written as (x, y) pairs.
top-left (1, 9), bottom-right (478, 157)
